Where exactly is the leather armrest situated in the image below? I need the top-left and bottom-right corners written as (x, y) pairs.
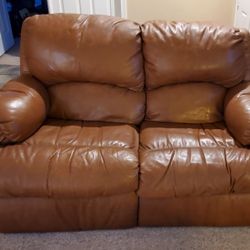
top-left (0, 75), bottom-right (49, 144)
top-left (224, 82), bottom-right (250, 145)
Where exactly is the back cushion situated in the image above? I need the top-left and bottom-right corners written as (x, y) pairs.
top-left (147, 82), bottom-right (226, 123)
top-left (142, 21), bottom-right (247, 123)
top-left (21, 14), bottom-right (145, 124)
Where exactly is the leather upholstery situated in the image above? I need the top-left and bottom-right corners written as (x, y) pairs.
top-left (0, 193), bottom-right (137, 232)
top-left (21, 14), bottom-right (145, 124)
top-left (142, 21), bottom-right (247, 123)
top-left (0, 119), bottom-right (139, 198)
top-left (21, 14), bottom-right (144, 90)
top-left (225, 82), bottom-right (250, 145)
top-left (146, 82), bottom-right (226, 123)
top-left (48, 82), bottom-right (145, 124)
top-left (139, 121), bottom-right (250, 198)
top-left (0, 75), bottom-right (49, 144)
top-left (140, 195), bottom-right (250, 226)
top-left (2, 15), bottom-right (250, 231)
top-left (142, 21), bottom-right (246, 89)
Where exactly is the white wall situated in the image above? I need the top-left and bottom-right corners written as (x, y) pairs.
top-left (127, 0), bottom-right (236, 26)
top-left (48, 0), bottom-right (125, 17)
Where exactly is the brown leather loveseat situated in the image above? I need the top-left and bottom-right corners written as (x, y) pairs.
top-left (1, 14), bottom-right (250, 232)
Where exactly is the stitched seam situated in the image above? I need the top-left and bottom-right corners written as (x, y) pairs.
top-left (22, 143), bottom-right (136, 150)
top-left (140, 146), bottom-right (238, 152)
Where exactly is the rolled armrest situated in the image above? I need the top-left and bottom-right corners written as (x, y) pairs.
top-left (0, 75), bottom-right (49, 144)
top-left (224, 82), bottom-right (250, 145)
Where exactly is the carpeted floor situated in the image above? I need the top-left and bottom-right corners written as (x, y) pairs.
top-left (1, 227), bottom-right (250, 250)
top-left (0, 39), bottom-right (20, 87)
top-left (0, 64), bottom-right (20, 75)
top-left (0, 65), bottom-right (19, 87)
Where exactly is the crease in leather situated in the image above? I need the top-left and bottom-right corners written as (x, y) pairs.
top-left (46, 80), bottom-right (143, 93)
top-left (46, 125), bottom-right (63, 197)
top-left (154, 150), bottom-right (175, 193)
top-left (139, 121), bottom-right (250, 199)
top-left (223, 148), bottom-right (234, 193)
top-left (0, 119), bottom-right (139, 199)
top-left (66, 126), bottom-right (82, 176)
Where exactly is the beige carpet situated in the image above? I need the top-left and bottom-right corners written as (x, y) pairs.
top-left (0, 227), bottom-right (250, 250)
top-left (0, 65), bottom-right (19, 88)
top-left (0, 39), bottom-right (20, 87)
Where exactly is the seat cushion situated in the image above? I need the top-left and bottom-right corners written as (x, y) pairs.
top-left (0, 120), bottom-right (139, 198)
top-left (139, 122), bottom-right (250, 198)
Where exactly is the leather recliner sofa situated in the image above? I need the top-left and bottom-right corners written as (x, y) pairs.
top-left (1, 14), bottom-right (250, 232)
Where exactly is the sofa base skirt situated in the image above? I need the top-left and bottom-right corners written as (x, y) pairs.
top-left (139, 194), bottom-right (250, 226)
top-left (0, 193), bottom-right (137, 233)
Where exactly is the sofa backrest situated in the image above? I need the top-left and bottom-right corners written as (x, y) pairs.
top-left (20, 14), bottom-right (145, 124)
top-left (142, 21), bottom-right (248, 123)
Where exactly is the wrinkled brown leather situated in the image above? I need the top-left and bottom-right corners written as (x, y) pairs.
top-left (0, 75), bottom-right (49, 144)
top-left (48, 82), bottom-right (145, 124)
top-left (3, 15), bottom-right (250, 231)
top-left (225, 82), bottom-right (250, 145)
top-left (0, 119), bottom-right (139, 198)
top-left (21, 14), bottom-right (144, 91)
top-left (0, 193), bottom-right (137, 232)
top-left (142, 21), bottom-right (246, 90)
top-left (146, 82), bottom-right (226, 123)
top-left (139, 195), bottom-right (250, 226)
top-left (20, 14), bottom-right (145, 123)
top-left (139, 121), bottom-right (250, 198)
